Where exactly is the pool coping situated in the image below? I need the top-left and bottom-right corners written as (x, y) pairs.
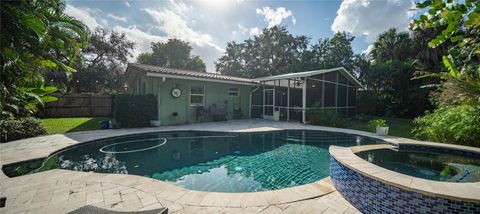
top-left (1, 119), bottom-right (478, 209)
top-left (329, 144), bottom-right (480, 203)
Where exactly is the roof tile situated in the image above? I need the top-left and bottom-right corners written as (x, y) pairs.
top-left (128, 63), bottom-right (256, 84)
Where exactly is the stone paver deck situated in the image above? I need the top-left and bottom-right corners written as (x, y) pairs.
top-left (0, 119), bottom-right (430, 213)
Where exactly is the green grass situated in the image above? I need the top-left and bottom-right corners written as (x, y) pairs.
top-left (344, 117), bottom-right (415, 139)
top-left (40, 117), bottom-right (107, 134)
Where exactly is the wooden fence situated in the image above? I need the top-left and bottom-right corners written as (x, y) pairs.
top-left (41, 93), bottom-right (112, 117)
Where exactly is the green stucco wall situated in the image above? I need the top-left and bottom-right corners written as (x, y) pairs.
top-left (129, 75), bottom-right (253, 126)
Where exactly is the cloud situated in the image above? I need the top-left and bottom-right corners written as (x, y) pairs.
top-left (167, 0), bottom-right (193, 18)
top-left (256, 7), bottom-right (296, 28)
top-left (65, 5), bottom-right (104, 30)
top-left (113, 25), bottom-right (167, 60)
top-left (142, 8), bottom-right (224, 52)
top-left (249, 27), bottom-right (261, 36)
top-left (142, 7), bottom-right (224, 71)
top-left (331, 0), bottom-right (415, 41)
top-left (238, 24), bottom-right (248, 35)
top-left (362, 44), bottom-right (374, 55)
top-left (107, 14), bottom-right (128, 22)
top-left (125, 1), bottom-right (130, 7)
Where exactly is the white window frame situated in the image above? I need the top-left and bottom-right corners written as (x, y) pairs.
top-left (190, 85), bottom-right (205, 106)
top-left (228, 87), bottom-right (240, 96)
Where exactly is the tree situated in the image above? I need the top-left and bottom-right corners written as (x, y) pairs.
top-left (357, 28), bottom-right (435, 118)
top-left (75, 28), bottom-right (134, 93)
top-left (137, 39), bottom-right (206, 72)
top-left (412, 0), bottom-right (480, 105)
top-left (1, 0), bottom-right (89, 118)
top-left (371, 28), bottom-right (414, 62)
top-left (306, 32), bottom-right (355, 73)
top-left (216, 26), bottom-right (309, 78)
top-left (44, 28), bottom-right (135, 93)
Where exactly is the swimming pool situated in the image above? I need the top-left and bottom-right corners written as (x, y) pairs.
top-left (356, 147), bottom-right (480, 182)
top-left (7, 130), bottom-right (378, 192)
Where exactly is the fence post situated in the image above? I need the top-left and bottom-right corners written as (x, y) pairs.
top-left (90, 95), bottom-right (93, 116)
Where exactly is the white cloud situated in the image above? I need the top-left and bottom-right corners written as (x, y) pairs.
top-left (113, 25), bottom-right (167, 60)
top-left (142, 8), bottom-right (224, 52)
top-left (249, 27), bottom-right (261, 36)
top-left (125, 1), bottom-right (130, 7)
top-left (362, 44), bottom-right (374, 55)
top-left (142, 7), bottom-right (224, 71)
top-left (238, 24), bottom-right (248, 35)
top-left (65, 5), bottom-right (104, 30)
top-left (107, 14), bottom-right (128, 22)
top-left (168, 0), bottom-right (193, 18)
top-left (256, 7), bottom-right (296, 28)
top-left (331, 0), bottom-right (415, 41)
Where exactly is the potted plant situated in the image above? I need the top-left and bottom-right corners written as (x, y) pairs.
top-left (368, 119), bottom-right (389, 136)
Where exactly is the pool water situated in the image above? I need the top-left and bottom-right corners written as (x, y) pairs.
top-left (356, 148), bottom-right (480, 182)
top-left (10, 130), bottom-right (378, 192)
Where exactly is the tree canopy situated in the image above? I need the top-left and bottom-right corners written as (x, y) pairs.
top-left (137, 39), bottom-right (206, 72)
top-left (44, 27), bottom-right (135, 93)
top-left (1, 0), bottom-right (89, 119)
top-left (411, 0), bottom-right (480, 105)
top-left (215, 27), bottom-right (355, 78)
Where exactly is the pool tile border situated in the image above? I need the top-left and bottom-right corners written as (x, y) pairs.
top-left (330, 145), bottom-right (480, 203)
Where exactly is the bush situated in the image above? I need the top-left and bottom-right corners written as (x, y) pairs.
top-left (413, 105), bottom-right (480, 147)
top-left (113, 94), bottom-right (157, 128)
top-left (367, 119), bottom-right (387, 132)
top-left (0, 117), bottom-right (48, 142)
top-left (307, 108), bottom-right (345, 127)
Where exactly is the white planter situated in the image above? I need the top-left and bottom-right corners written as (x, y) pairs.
top-left (376, 126), bottom-right (389, 136)
top-left (150, 120), bottom-right (161, 127)
top-left (273, 110), bottom-right (280, 121)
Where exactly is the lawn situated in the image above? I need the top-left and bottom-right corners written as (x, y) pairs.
top-left (40, 117), bottom-right (107, 134)
top-left (344, 117), bottom-right (415, 139)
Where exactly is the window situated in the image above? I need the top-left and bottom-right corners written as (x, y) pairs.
top-left (228, 87), bottom-right (239, 96)
top-left (190, 85), bottom-right (205, 105)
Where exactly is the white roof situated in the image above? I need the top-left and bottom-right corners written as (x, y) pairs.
top-left (253, 67), bottom-right (363, 87)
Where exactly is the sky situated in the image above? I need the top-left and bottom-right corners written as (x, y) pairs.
top-left (65, 0), bottom-right (417, 72)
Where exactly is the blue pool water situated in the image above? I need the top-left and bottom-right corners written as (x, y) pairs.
top-left (40, 130), bottom-right (378, 192)
top-left (356, 148), bottom-right (480, 182)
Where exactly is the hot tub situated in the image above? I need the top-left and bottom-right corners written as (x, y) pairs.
top-left (330, 143), bottom-right (480, 213)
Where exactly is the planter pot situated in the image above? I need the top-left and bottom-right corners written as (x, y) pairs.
top-left (150, 120), bottom-right (161, 127)
top-left (376, 126), bottom-right (389, 136)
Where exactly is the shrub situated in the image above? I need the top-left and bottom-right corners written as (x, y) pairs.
top-left (367, 119), bottom-right (387, 132)
top-left (113, 94), bottom-right (157, 128)
top-left (0, 117), bottom-right (48, 142)
top-left (307, 108), bottom-right (345, 127)
top-left (413, 105), bottom-right (480, 147)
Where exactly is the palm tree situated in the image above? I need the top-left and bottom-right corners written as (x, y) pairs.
top-left (371, 28), bottom-right (413, 62)
top-left (1, 0), bottom-right (89, 118)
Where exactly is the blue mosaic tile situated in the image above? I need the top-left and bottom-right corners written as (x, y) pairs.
top-left (330, 156), bottom-right (480, 213)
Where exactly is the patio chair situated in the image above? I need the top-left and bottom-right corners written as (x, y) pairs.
top-left (67, 205), bottom-right (168, 214)
top-left (209, 101), bottom-right (227, 121)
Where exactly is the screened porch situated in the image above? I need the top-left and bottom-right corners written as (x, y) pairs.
top-left (250, 67), bottom-right (362, 123)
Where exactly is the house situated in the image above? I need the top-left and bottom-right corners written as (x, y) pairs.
top-left (125, 63), bottom-right (362, 126)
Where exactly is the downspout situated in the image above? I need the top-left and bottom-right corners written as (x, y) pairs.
top-left (156, 76), bottom-right (167, 125)
top-left (302, 77), bottom-right (307, 124)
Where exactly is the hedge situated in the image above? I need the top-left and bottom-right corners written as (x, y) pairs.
top-left (307, 108), bottom-right (345, 127)
top-left (413, 105), bottom-right (480, 147)
top-left (0, 117), bottom-right (48, 142)
top-left (113, 94), bottom-right (157, 128)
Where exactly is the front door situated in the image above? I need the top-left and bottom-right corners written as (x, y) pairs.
top-left (263, 88), bottom-right (274, 119)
